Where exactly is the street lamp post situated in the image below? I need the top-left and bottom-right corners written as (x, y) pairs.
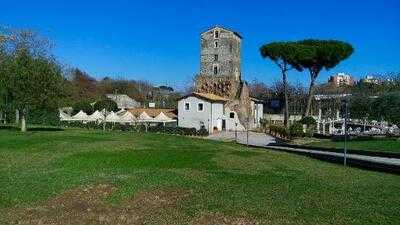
top-left (344, 98), bottom-right (349, 166)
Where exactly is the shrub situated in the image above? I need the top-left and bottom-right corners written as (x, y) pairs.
top-left (61, 121), bottom-right (206, 137)
top-left (300, 116), bottom-right (317, 126)
top-left (197, 127), bottom-right (209, 136)
top-left (269, 125), bottom-right (288, 139)
top-left (93, 99), bottom-right (118, 112)
top-left (289, 122), bottom-right (304, 138)
top-left (72, 101), bottom-right (94, 114)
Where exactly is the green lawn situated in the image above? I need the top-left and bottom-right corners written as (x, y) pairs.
top-left (0, 129), bottom-right (399, 225)
top-left (306, 138), bottom-right (400, 153)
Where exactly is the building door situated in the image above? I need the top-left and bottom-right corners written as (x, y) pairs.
top-left (222, 119), bottom-right (226, 130)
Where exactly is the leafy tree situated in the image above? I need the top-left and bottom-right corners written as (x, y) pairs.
top-left (260, 42), bottom-right (303, 128)
top-left (294, 40), bottom-right (353, 116)
top-left (68, 68), bottom-right (98, 102)
top-left (373, 92), bottom-right (400, 126)
top-left (349, 94), bottom-right (374, 120)
top-left (11, 49), bottom-right (65, 131)
top-left (72, 100), bottom-right (94, 114)
top-left (0, 28), bottom-right (66, 131)
top-left (93, 99), bottom-right (118, 112)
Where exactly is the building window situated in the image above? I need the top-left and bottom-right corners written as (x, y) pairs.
top-left (185, 102), bottom-right (190, 111)
top-left (213, 65), bottom-right (218, 75)
top-left (214, 54), bottom-right (218, 61)
top-left (214, 41), bottom-right (218, 48)
top-left (214, 30), bottom-right (219, 38)
top-left (198, 103), bottom-right (204, 111)
top-left (230, 112), bottom-right (235, 118)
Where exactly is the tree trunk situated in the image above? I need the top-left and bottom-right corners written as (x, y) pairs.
top-left (15, 109), bottom-right (20, 125)
top-left (20, 109), bottom-right (27, 132)
top-left (304, 71), bottom-right (318, 117)
top-left (282, 70), bottom-right (290, 128)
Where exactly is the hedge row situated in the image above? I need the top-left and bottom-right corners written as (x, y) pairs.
top-left (269, 123), bottom-right (315, 139)
top-left (269, 125), bottom-right (289, 139)
top-left (61, 121), bottom-right (209, 137)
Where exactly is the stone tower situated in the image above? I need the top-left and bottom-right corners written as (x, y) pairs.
top-left (195, 26), bottom-right (254, 128)
top-left (200, 26), bottom-right (241, 80)
top-left (196, 26), bottom-right (243, 100)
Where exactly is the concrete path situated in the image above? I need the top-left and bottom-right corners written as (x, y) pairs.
top-left (207, 131), bottom-right (276, 146)
top-left (207, 131), bottom-right (400, 173)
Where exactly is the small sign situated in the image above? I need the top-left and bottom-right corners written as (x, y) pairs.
top-left (149, 102), bottom-right (156, 108)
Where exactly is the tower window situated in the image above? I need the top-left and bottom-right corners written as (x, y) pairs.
top-left (214, 41), bottom-right (218, 48)
top-left (214, 30), bottom-right (219, 38)
top-left (214, 54), bottom-right (218, 61)
top-left (185, 102), bottom-right (190, 111)
top-left (213, 65), bottom-right (218, 75)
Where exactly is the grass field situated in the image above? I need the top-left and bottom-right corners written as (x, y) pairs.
top-left (305, 138), bottom-right (400, 153)
top-left (0, 129), bottom-right (399, 225)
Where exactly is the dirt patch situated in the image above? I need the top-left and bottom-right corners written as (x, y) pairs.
top-left (2, 184), bottom-right (189, 225)
top-left (2, 184), bottom-right (261, 225)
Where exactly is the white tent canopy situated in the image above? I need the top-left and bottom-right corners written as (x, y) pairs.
top-left (88, 110), bottom-right (104, 121)
top-left (71, 110), bottom-right (89, 121)
top-left (154, 112), bottom-right (176, 122)
top-left (119, 111), bottom-right (136, 123)
top-left (138, 111), bottom-right (153, 122)
top-left (105, 111), bottom-right (121, 123)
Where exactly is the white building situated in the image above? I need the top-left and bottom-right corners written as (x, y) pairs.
top-left (178, 92), bottom-right (263, 134)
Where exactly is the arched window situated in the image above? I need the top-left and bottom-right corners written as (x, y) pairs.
top-left (214, 30), bottom-right (219, 38)
top-left (213, 65), bottom-right (218, 75)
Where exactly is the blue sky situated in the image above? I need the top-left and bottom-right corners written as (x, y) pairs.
top-left (1, 0), bottom-right (399, 90)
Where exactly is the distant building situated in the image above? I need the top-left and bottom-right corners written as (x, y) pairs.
top-left (105, 94), bottom-right (140, 109)
top-left (360, 75), bottom-right (381, 84)
top-left (328, 73), bottom-right (355, 87)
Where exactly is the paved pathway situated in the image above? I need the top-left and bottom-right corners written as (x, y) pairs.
top-left (207, 131), bottom-right (276, 146)
top-left (207, 131), bottom-right (400, 173)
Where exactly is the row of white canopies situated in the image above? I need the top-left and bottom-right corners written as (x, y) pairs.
top-left (59, 110), bottom-right (177, 124)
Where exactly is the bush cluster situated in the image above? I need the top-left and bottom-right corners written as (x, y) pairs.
top-left (269, 125), bottom-right (289, 139)
top-left (289, 122), bottom-right (304, 137)
top-left (61, 122), bottom-right (209, 137)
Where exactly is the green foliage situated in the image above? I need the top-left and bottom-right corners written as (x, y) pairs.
top-left (289, 122), bottom-right (304, 137)
top-left (269, 125), bottom-right (289, 139)
top-left (0, 29), bottom-right (65, 130)
top-left (260, 42), bottom-right (303, 71)
top-left (293, 39), bottom-right (354, 115)
top-left (300, 116), bottom-right (316, 126)
top-left (294, 40), bottom-right (354, 73)
top-left (61, 122), bottom-right (209, 137)
top-left (72, 101), bottom-right (94, 114)
top-left (374, 92), bottom-right (400, 126)
top-left (93, 99), bottom-right (118, 112)
top-left (349, 94), bottom-right (374, 119)
top-left (350, 92), bottom-right (400, 126)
